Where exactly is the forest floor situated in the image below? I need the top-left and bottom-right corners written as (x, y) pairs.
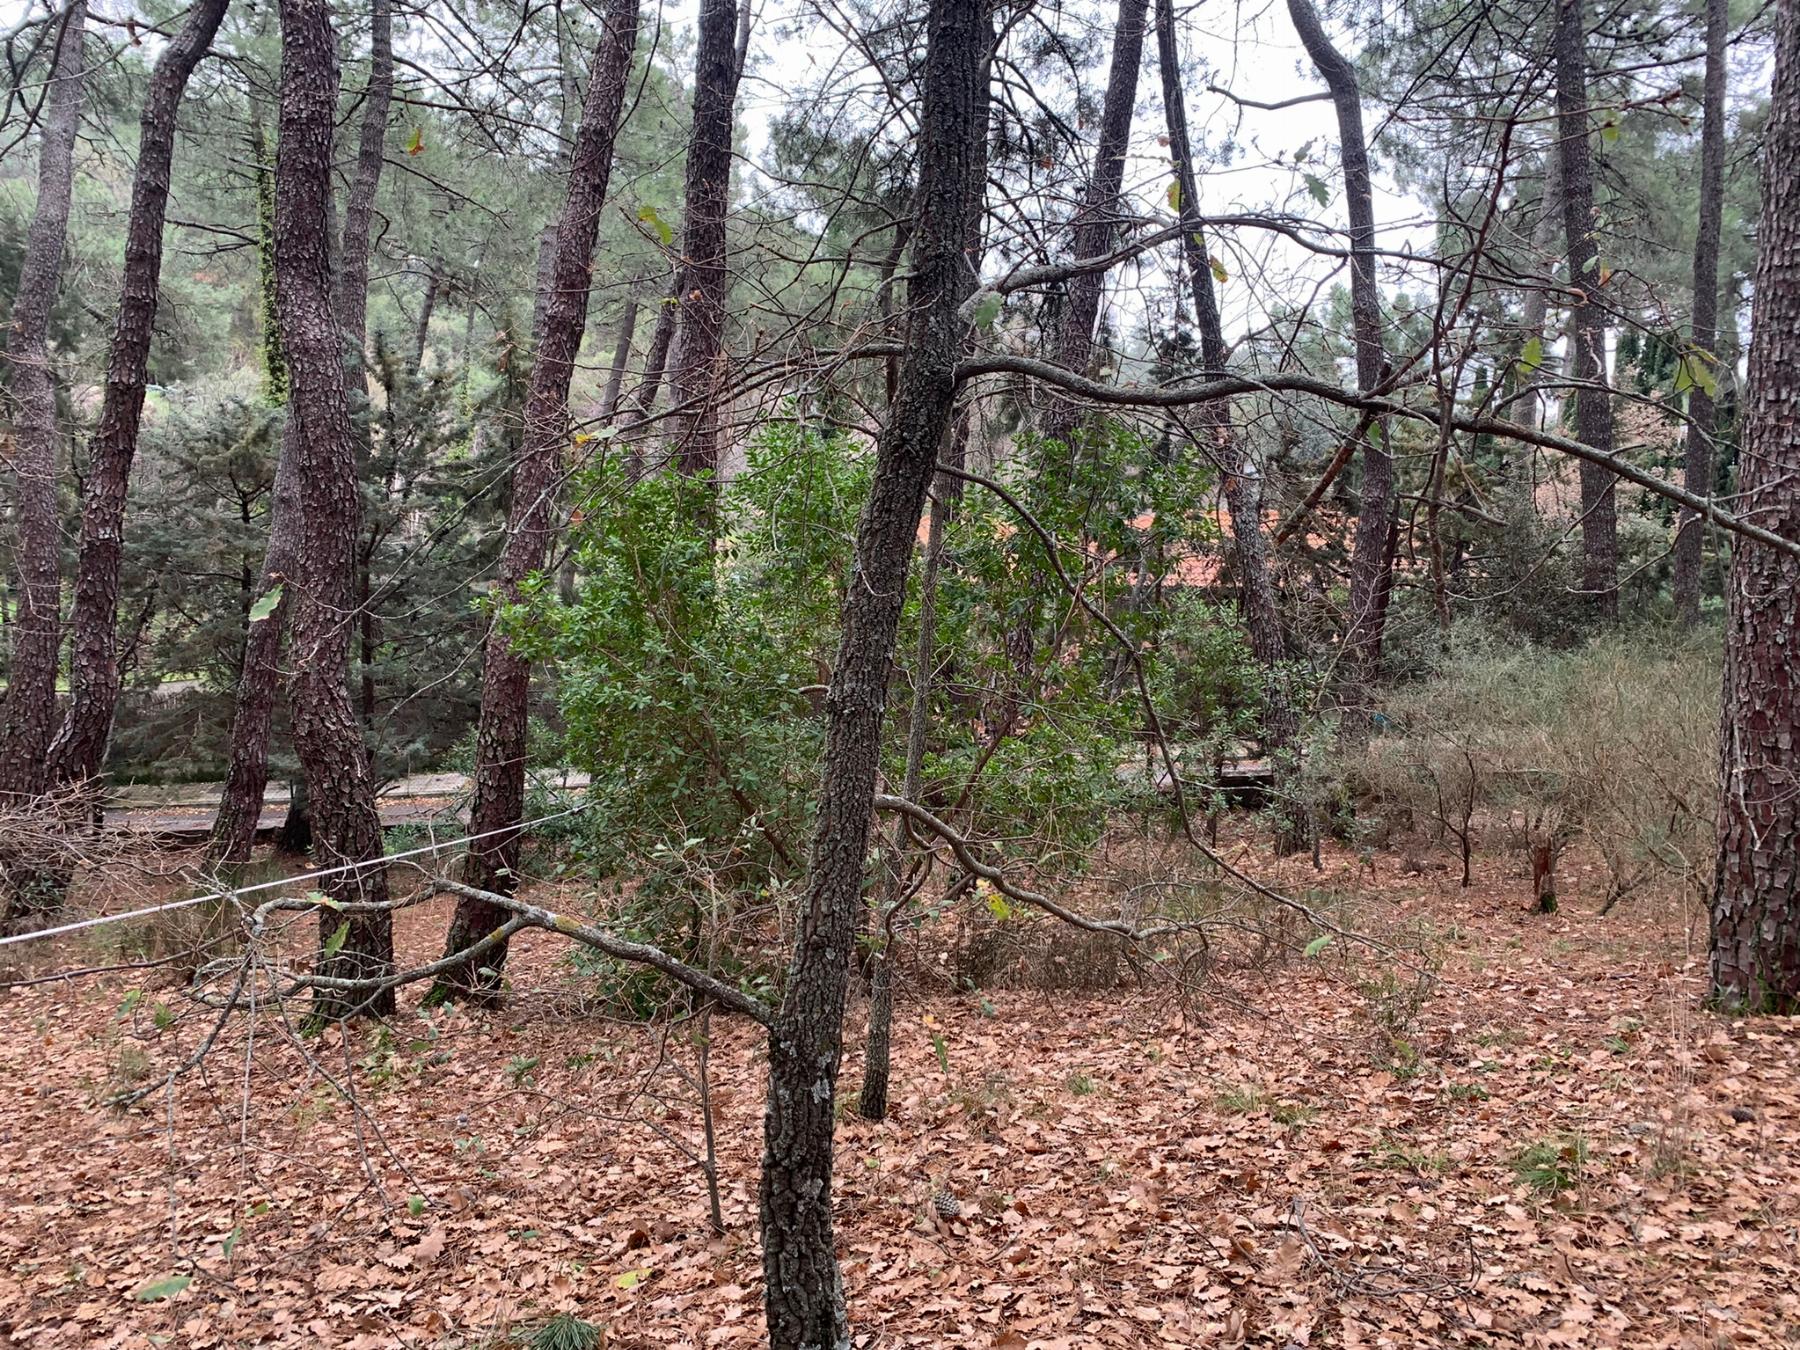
top-left (0, 835), bottom-right (1796, 1349)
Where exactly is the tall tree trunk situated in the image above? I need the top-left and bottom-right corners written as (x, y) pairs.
top-left (1674, 0), bottom-right (1728, 628)
top-left (210, 417), bottom-right (302, 866)
top-left (1709, 0), bottom-right (1800, 1014)
top-left (342, 0), bottom-right (393, 753)
top-left (669, 0), bottom-right (748, 480)
top-left (337, 0), bottom-right (392, 380)
top-left (0, 0), bottom-right (85, 807)
top-left (428, 0), bottom-right (642, 1004)
top-left (274, 0), bottom-right (395, 1017)
top-left (1554, 0), bottom-right (1620, 620)
top-left (1157, 0), bottom-right (1301, 852)
top-left (219, 0), bottom-right (390, 872)
top-left (759, 4), bottom-right (991, 1344)
top-left (1288, 0), bottom-right (1395, 724)
top-left (1041, 0), bottom-right (1150, 446)
top-left (48, 0), bottom-right (228, 789)
top-left (858, 414), bottom-right (965, 1124)
top-left (210, 123), bottom-right (294, 868)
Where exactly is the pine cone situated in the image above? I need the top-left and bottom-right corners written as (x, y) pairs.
top-left (931, 1191), bottom-right (961, 1220)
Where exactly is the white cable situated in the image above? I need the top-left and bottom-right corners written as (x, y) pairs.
top-left (0, 801), bottom-right (591, 950)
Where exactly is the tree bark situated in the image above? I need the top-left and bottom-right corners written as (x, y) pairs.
top-left (1673, 0), bottom-right (1728, 628)
top-left (429, 0), bottom-right (641, 1004)
top-left (274, 0), bottom-right (395, 1017)
top-left (1554, 0), bottom-right (1620, 620)
top-left (1041, 0), bottom-right (1150, 446)
top-left (1158, 0), bottom-right (1301, 852)
top-left (210, 417), bottom-right (302, 866)
top-left (48, 0), bottom-right (228, 789)
top-left (1288, 0), bottom-right (1395, 724)
top-left (1709, 0), bottom-right (1800, 1014)
top-left (0, 0), bottom-right (86, 805)
top-left (669, 0), bottom-right (748, 479)
top-left (758, 4), bottom-right (991, 1344)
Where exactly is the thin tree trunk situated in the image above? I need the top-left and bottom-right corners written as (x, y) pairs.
top-left (1710, 0), bottom-right (1800, 1014)
top-left (0, 0), bottom-right (85, 807)
top-left (210, 416), bottom-right (302, 866)
top-left (1674, 0), bottom-right (1728, 628)
top-left (342, 0), bottom-right (393, 750)
top-left (669, 0), bottom-right (748, 480)
top-left (528, 7), bottom-right (583, 351)
top-left (1041, 0), bottom-right (1150, 447)
top-left (632, 284), bottom-right (679, 417)
top-left (1554, 0), bottom-right (1620, 619)
top-left (1288, 0), bottom-right (1394, 726)
top-left (1158, 0), bottom-right (1301, 852)
top-left (597, 296), bottom-right (640, 422)
top-left (1519, 141), bottom-right (1564, 433)
top-left (210, 122), bottom-right (295, 869)
top-left (274, 0), bottom-right (395, 1017)
top-left (48, 0), bottom-right (227, 788)
top-left (759, 5), bottom-right (991, 1343)
top-left (428, 0), bottom-right (641, 1004)
top-left (337, 0), bottom-right (392, 379)
top-left (413, 264), bottom-right (439, 370)
top-left (859, 415), bottom-right (965, 1124)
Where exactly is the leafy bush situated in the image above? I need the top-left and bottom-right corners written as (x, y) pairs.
top-left (525, 416), bottom-right (1274, 995)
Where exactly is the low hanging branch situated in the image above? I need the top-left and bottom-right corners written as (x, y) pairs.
top-left (1272, 411), bottom-right (1375, 545)
top-left (876, 794), bottom-right (1233, 942)
top-left (955, 353), bottom-right (1800, 561)
top-left (240, 880), bottom-right (776, 1026)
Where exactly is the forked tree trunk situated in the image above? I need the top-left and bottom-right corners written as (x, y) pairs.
top-left (1041, 0), bottom-right (1150, 447)
top-left (1554, 0), bottom-right (1620, 620)
top-left (49, 0), bottom-right (228, 789)
top-left (759, 4), bottom-right (991, 1343)
top-left (669, 0), bottom-right (749, 479)
top-left (1710, 0), bottom-right (1800, 1014)
top-left (0, 0), bottom-right (86, 807)
top-left (428, 0), bottom-right (642, 1004)
top-left (274, 0), bottom-right (395, 1017)
top-left (212, 1), bottom-right (391, 868)
top-left (1157, 0), bottom-right (1302, 852)
top-left (1288, 0), bottom-right (1395, 726)
top-left (1673, 0), bottom-right (1728, 628)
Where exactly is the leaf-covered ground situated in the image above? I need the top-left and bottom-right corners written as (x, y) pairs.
top-left (2, 845), bottom-right (1797, 1349)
